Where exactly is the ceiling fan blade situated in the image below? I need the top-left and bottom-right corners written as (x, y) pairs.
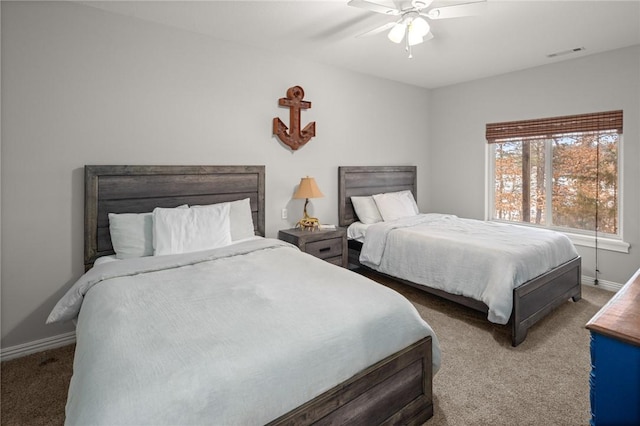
top-left (425, 1), bottom-right (486, 19)
top-left (355, 21), bottom-right (397, 38)
top-left (347, 0), bottom-right (402, 16)
top-left (410, 0), bottom-right (435, 11)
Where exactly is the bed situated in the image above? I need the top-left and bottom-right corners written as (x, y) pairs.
top-left (48, 165), bottom-right (440, 425)
top-left (338, 166), bottom-right (582, 347)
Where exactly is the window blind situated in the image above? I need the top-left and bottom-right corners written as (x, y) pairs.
top-left (486, 110), bottom-right (623, 143)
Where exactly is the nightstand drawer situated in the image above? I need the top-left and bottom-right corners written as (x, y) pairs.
top-left (278, 227), bottom-right (347, 268)
top-left (306, 238), bottom-right (343, 260)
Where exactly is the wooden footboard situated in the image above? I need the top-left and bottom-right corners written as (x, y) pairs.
top-left (511, 256), bottom-right (581, 346)
top-left (268, 336), bottom-right (433, 426)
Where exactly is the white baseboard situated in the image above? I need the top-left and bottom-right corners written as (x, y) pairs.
top-left (582, 275), bottom-right (622, 292)
top-left (0, 275), bottom-right (622, 362)
top-left (1, 331), bottom-right (76, 362)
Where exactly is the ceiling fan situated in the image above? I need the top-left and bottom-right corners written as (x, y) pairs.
top-left (348, 0), bottom-right (486, 58)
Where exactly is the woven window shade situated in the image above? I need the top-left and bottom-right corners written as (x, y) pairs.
top-left (486, 110), bottom-right (623, 143)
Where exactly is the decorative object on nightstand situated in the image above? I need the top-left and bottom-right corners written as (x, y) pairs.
top-left (293, 176), bottom-right (324, 230)
top-left (278, 227), bottom-right (348, 268)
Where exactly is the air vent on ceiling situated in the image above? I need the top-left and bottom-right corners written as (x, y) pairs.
top-left (547, 47), bottom-right (585, 58)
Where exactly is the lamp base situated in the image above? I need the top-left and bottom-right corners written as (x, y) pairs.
top-left (296, 216), bottom-right (320, 231)
top-left (296, 198), bottom-right (320, 230)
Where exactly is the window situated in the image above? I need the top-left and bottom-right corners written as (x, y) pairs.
top-left (486, 110), bottom-right (622, 237)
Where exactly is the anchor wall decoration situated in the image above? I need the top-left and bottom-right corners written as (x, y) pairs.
top-left (273, 86), bottom-right (316, 151)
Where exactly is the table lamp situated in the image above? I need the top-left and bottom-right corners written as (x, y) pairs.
top-left (293, 176), bottom-right (324, 230)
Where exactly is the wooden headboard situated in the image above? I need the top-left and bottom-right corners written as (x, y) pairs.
top-left (85, 165), bottom-right (265, 269)
top-left (338, 166), bottom-right (417, 227)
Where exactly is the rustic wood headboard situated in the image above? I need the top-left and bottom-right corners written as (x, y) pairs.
top-left (338, 166), bottom-right (417, 227)
top-left (85, 165), bottom-right (265, 269)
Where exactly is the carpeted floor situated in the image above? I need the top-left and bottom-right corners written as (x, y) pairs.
top-left (366, 273), bottom-right (612, 426)
top-left (1, 343), bottom-right (74, 426)
top-left (1, 275), bottom-right (612, 426)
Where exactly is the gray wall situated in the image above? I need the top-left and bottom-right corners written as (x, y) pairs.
top-left (1, 2), bottom-right (430, 348)
top-left (427, 45), bottom-right (640, 286)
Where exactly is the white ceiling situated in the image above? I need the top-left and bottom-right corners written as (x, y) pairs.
top-left (80, 0), bottom-right (640, 89)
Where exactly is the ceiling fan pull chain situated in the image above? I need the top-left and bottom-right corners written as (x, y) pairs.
top-left (405, 32), bottom-right (413, 59)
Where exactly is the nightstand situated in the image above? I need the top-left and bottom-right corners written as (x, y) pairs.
top-left (278, 227), bottom-right (347, 268)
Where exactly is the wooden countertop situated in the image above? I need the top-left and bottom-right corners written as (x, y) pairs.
top-left (586, 268), bottom-right (640, 347)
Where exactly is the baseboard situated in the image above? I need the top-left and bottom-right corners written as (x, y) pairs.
top-left (1, 331), bottom-right (76, 362)
top-left (582, 275), bottom-right (622, 292)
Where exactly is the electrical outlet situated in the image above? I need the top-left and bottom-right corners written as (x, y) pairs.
top-left (281, 208), bottom-right (288, 219)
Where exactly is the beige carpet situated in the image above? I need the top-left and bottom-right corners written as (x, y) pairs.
top-left (1, 275), bottom-right (612, 426)
top-left (1, 343), bottom-right (74, 426)
top-left (362, 272), bottom-right (612, 426)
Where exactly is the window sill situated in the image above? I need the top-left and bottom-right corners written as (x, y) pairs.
top-left (489, 219), bottom-right (630, 253)
top-left (565, 232), bottom-right (630, 253)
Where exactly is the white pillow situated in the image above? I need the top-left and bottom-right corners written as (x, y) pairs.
top-left (153, 203), bottom-right (231, 255)
top-left (109, 212), bottom-right (154, 259)
top-left (372, 190), bottom-right (419, 222)
top-left (350, 196), bottom-right (383, 224)
top-left (192, 199), bottom-right (255, 241)
top-left (229, 198), bottom-right (256, 240)
top-left (109, 205), bottom-right (188, 259)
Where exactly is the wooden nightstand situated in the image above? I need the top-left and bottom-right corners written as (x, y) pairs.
top-left (278, 227), bottom-right (347, 268)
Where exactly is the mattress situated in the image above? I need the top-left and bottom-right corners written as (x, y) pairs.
top-left (48, 238), bottom-right (440, 425)
top-left (358, 214), bottom-right (579, 324)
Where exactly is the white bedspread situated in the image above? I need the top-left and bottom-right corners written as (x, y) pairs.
top-left (48, 238), bottom-right (440, 426)
top-left (360, 214), bottom-right (579, 325)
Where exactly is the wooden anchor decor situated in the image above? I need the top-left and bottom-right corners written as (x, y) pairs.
top-left (273, 86), bottom-right (316, 151)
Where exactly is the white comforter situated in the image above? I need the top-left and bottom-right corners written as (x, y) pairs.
top-left (360, 214), bottom-right (579, 325)
top-left (48, 238), bottom-right (440, 426)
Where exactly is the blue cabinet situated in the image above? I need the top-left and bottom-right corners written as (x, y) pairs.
top-left (589, 333), bottom-right (640, 425)
top-left (587, 269), bottom-right (640, 426)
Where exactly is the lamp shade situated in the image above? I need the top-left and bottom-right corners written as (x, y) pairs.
top-left (387, 23), bottom-right (406, 44)
top-left (411, 17), bottom-right (430, 37)
top-left (407, 32), bottom-right (424, 46)
top-left (293, 177), bottom-right (324, 199)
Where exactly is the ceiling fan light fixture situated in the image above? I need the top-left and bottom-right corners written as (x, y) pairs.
top-left (407, 32), bottom-right (424, 46)
top-left (350, 0), bottom-right (486, 59)
top-left (410, 16), bottom-right (430, 37)
top-left (387, 22), bottom-right (406, 43)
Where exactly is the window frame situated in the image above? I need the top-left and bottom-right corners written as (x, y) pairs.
top-left (485, 114), bottom-right (629, 254)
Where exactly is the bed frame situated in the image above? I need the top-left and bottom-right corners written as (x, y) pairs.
top-left (338, 166), bottom-right (582, 347)
top-left (84, 165), bottom-right (434, 425)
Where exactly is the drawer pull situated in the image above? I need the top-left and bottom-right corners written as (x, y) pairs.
top-left (319, 247), bottom-right (331, 252)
